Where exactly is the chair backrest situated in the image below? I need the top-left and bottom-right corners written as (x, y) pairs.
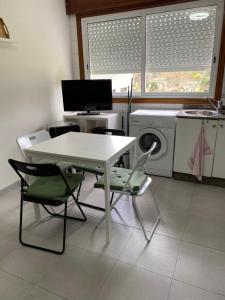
top-left (92, 127), bottom-right (125, 136)
top-left (17, 130), bottom-right (51, 158)
top-left (8, 159), bottom-right (62, 188)
top-left (9, 159), bottom-right (61, 177)
top-left (134, 142), bottom-right (157, 170)
top-left (49, 124), bottom-right (80, 138)
top-left (124, 142), bottom-right (157, 191)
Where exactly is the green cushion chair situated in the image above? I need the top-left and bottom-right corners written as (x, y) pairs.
top-left (94, 142), bottom-right (160, 242)
top-left (8, 159), bottom-right (87, 255)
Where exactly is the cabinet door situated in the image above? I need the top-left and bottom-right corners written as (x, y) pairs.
top-left (174, 118), bottom-right (217, 177)
top-left (212, 119), bottom-right (225, 178)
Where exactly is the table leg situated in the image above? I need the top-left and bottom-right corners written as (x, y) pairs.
top-left (130, 141), bottom-right (137, 168)
top-left (27, 155), bottom-right (41, 221)
top-left (104, 163), bottom-right (111, 243)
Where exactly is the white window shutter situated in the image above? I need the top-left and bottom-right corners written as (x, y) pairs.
top-left (145, 5), bottom-right (217, 72)
top-left (87, 17), bottom-right (142, 74)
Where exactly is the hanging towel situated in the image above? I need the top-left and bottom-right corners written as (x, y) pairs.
top-left (188, 125), bottom-right (212, 181)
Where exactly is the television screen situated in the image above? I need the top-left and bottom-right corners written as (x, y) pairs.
top-left (61, 79), bottom-right (112, 113)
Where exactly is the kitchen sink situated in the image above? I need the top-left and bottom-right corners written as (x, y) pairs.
top-left (201, 110), bottom-right (218, 116)
top-left (184, 110), bottom-right (200, 115)
top-left (184, 110), bottom-right (218, 117)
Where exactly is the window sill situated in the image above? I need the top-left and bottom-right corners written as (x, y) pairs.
top-left (112, 97), bottom-right (210, 105)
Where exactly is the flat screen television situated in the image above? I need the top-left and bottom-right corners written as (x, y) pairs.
top-left (61, 79), bottom-right (112, 115)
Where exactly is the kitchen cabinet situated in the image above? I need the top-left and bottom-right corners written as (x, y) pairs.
top-left (174, 118), bottom-right (218, 177)
top-left (212, 119), bottom-right (225, 178)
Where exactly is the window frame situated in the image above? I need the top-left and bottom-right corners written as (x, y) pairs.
top-left (81, 0), bottom-right (224, 100)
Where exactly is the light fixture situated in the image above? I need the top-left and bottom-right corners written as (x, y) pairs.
top-left (189, 12), bottom-right (209, 21)
top-left (0, 18), bottom-right (10, 39)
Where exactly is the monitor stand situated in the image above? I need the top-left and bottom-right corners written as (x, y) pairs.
top-left (77, 111), bottom-right (100, 116)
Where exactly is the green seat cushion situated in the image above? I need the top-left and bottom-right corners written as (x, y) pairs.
top-left (94, 167), bottom-right (147, 195)
top-left (25, 173), bottom-right (83, 202)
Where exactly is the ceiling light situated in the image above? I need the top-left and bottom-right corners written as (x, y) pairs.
top-left (189, 12), bottom-right (209, 20)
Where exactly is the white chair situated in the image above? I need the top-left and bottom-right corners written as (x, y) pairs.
top-left (17, 130), bottom-right (73, 169)
top-left (17, 130), bottom-right (52, 159)
top-left (94, 142), bottom-right (160, 242)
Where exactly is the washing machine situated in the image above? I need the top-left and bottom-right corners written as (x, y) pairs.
top-left (130, 109), bottom-right (179, 177)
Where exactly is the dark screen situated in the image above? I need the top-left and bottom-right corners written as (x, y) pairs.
top-left (61, 80), bottom-right (112, 112)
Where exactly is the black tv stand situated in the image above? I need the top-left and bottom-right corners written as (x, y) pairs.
top-left (77, 111), bottom-right (100, 116)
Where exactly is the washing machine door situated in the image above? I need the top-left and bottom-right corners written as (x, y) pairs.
top-left (137, 128), bottom-right (167, 160)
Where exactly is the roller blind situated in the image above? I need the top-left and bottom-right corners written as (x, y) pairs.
top-left (87, 17), bottom-right (142, 74)
top-left (145, 5), bottom-right (217, 72)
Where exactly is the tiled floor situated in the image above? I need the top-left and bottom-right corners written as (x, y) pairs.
top-left (0, 174), bottom-right (225, 300)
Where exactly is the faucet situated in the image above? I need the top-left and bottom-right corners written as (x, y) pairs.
top-left (206, 98), bottom-right (223, 113)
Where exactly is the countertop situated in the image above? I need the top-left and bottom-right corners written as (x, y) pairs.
top-left (177, 109), bottom-right (225, 120)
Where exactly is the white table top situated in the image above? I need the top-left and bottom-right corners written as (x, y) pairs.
top-left (24, 132), bottom-right (136, 164)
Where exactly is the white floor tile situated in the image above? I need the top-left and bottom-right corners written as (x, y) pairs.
top-left (0, 223), bottom-right (19, 260)
top-left (22, 286), bottom-right (66, 300)
top-left (119, 231), bottom-right (181, 277)
top-left (156, 210), bottom-right (188, 239)
top-left (66, 218), bottom-right (132, 259)
top-left (169, 280), bottom-right (225, 300)
top-left (0, 269), bottom-right (33, 300)
top-left (190, 194), bottom-right (225, 220)
top-left (38, 245), bottom-right (116, 300)
top-left (0, 246), bottom-right (58, 284)
top-left (183, 214), bottom-right (225, 251)
top-left (194, 184), bottom-right (225, 199)
top-left (156, 187), bottom-right (192, 213)
top-left (97, 260), bottom-right (171, 300)
top-left (156, 177), bottom-right (195, 196)
top-left (174, 242), bottom-right (225, 295)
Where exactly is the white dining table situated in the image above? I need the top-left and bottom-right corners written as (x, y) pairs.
top-left (24, 131), bottom-right (136, 243)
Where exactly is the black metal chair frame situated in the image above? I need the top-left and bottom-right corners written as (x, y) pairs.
top-left (8, 159), bottom-right (87, 255)
top-left (48, 123), bottom-right (80, 138)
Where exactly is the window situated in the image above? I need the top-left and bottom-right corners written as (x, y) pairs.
top-left (82, 0), bottom-right (224, 98)
top-left (86, 17), bottom-right (142, 94)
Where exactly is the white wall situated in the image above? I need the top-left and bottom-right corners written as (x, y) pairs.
top-left (0, 0), bottom-right (74, 189)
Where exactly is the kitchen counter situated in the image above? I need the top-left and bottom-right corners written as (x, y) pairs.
top-left (177, 109), bottom-right (225, 120)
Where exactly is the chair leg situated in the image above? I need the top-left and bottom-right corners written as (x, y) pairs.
top-left (76, 171), bottom-right (85, 200)
top-left (42, 201), bottom-right (86, 222)
top-left (132, 194), bottom-right (160, 243)
top-left (71, 194), bottom-right (87, 221)
top-left (19, 195), bottom-right (24, 245)
top-left (110, 192), bottom-right (114, 206)
top-left (19, 197), bottom-right (68, 255)
top-left (62, 202), bottom-right (67, 253)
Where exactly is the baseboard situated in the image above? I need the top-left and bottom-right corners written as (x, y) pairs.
top-left (0, 180), bottom-right (20, 196)
top-left (146, 168), bottom-right (173, 178)
top-left (173, 172), bottom-right (225, 187)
